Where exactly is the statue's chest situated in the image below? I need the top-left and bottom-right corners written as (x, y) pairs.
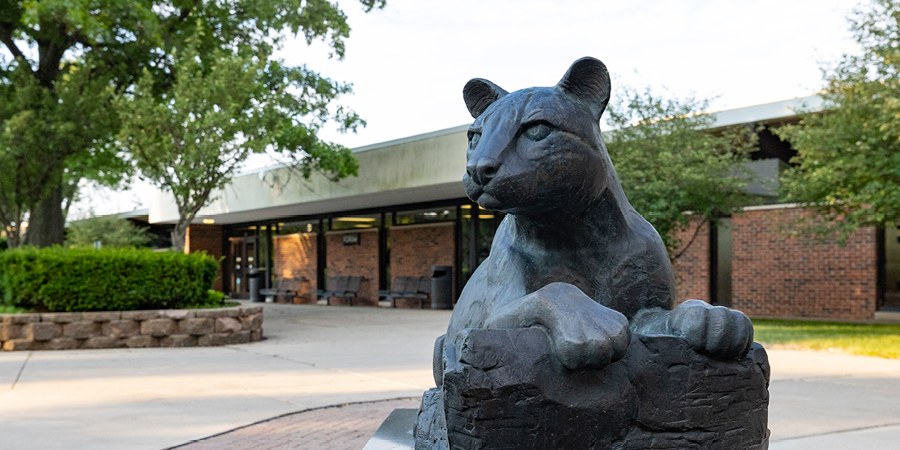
top-left (490, 244), bottom-right (611, 303)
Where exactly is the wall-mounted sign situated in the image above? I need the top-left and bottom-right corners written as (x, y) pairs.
top-left (342, 232), bottom-right (361, 246)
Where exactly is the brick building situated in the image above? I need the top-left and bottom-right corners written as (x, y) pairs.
top-left (138, 95), bottom-right (899, 320)
top-left (672, 205), bottom-right (890, 321)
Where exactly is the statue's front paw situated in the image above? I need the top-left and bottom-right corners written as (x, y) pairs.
top-left (669, 300), bottom-right (754, 359)
top-left (484, 283), bottom-right (630, 371)
top-left (551, 297), bottom-right (631, 371)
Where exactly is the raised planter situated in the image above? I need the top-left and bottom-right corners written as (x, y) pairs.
top-left (0, 305), bottom-right (263, 351)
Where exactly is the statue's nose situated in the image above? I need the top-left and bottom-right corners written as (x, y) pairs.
top-left (466, 158), bottom-right (500, 186)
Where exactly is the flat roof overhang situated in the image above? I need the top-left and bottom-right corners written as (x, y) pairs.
top-left (181, 181), bottom-right (467, 225)
top-left (148, 125), bottom-right (470, 225)
top-left (147, 95), bottom-right (823, 226)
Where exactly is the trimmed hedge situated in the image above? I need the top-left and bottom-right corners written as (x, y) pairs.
top-left (0, 247), bottom-right (218, 312)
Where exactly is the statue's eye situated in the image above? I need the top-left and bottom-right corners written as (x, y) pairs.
top-left (523, 123), bottom-right (551, 141)
top-left (469, 132), bottom-right (481, 148)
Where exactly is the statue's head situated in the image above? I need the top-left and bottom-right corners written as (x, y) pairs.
top-left (462, 57), bottom-right (614, 216)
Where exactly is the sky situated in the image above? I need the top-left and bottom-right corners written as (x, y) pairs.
top-left (74, 0), bottom-right (860, 216)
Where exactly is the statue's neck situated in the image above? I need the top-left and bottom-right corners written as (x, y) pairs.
top-left (510, 189), bottom-right (628, 251)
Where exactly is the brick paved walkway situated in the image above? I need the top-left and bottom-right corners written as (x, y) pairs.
top-left (172, 398), bottom-right (421, 450)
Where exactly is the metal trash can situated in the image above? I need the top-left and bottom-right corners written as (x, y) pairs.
top-left (249, 269), bottom-right (265, 303)
top-left (431, 265), bottom-right (453, 310)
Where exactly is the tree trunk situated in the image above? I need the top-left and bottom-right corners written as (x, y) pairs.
top-left (171, 221), bottom-right (188, 252)
top-left (4, 227), bottom-right (21, 249)
top-left (24, 183), bottom-right (66, 247)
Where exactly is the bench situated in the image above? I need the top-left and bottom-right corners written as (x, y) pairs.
top-left (317, 276), bottom-right (365, 306)
top-left (378, 276), bottom-right (414, 307)
top-left (316, 276), bottom-right (348, 305)
top-left (378, 275), bottom-right (431, 308)
top-left (260, 277), bottom-right (308, 303)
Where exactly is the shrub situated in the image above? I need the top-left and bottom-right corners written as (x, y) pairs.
top-left (0, 247), bottom-right (218, 312)
top-left (183, 290), bottom-right (226, 309)
top-left (0, 305), bottom-right (24, 314)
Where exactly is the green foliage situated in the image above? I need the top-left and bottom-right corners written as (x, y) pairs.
top-left (754, 318), bottom-right (900, 359)
top-left (117, 30), bottom-right (361, 249)
top-left (208, 289), bottom-right (225, 305)
top-left (0, 247), bottom-right (218, 312)
top-left (605, 87), bottom-right (757, 259)
top-left (0, 60), bottom-right (123, 248)
top-left (0, 305), bottom-right (25, 314)
top-left (183, 290), bottom-right (227, 309)
top-left (0, 0), bottom-right (384, 247)
top-left (66, 215), bottom-right (151, 248)
top-left (775, 0), bottom-right (900, 242)
top-left (0, 234), bottom-right (7, 251)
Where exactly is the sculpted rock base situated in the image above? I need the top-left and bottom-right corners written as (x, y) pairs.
top-left (416, 328), bottom-right (769, 450)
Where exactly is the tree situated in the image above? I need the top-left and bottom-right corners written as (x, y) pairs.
top-left (0, 0), bottom-right (383, 247)
top-left (0, 59), bottom-right (122, 249)
top-left (604, 87), bottom-right (758, 260)
top-left (117, 33), bottom-right (361, 250)
top-left (65, 214), bottom-right (150, 248)
top-left (774, 0), bottom-right (900, 242)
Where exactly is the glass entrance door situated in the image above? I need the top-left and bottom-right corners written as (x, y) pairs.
top-left (229, 237), bottom-right (257, 299)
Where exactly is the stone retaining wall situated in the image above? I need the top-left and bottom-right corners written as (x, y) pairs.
top-left (0, 305), bottom-right (263, 351)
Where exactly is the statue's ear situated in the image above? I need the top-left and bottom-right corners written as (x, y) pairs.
top-left (463, 78), bottom-right (508, 119)
top-left (557, 57), bottom-right (611, 122)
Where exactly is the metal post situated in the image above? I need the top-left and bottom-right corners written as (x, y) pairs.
top-left (454, 204), bottom-right (463, 303)
top-left (317, 218), bottom-right (327, 290)
top-left (266, 223), bottom-right (274, 289)
top-left (470, 202), bottom-right (480, 274)
top-left (222, 227), bottom-right (231, 297)
top-left (379, 212), bottom-right (388, 291)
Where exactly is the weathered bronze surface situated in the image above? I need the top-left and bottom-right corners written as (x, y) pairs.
top-left (415, 57), bottom-right (769, 450)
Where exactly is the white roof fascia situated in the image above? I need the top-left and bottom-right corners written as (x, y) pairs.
top-left (708, 95), bottom-right (824, 129)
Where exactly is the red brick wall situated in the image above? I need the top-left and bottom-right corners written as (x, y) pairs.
top-left (272, 233), bottom-right (317, 303)
top-left (390, 223), bottom-right (456, 308)
top-left (185, 224), bottom-right (224, 291)
top-left (731, 207), bottom-right (878, 321)
top-left (671, 218), bottom-right (711, 305)
top-left (326, 229), bottom-right (379, 306)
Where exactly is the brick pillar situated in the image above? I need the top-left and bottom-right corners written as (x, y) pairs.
top-left (390, 223), bottom-right (456, 308)
top-left (272, 233), bottom-right (318, 302)
top-left (185, 224), bottom-right (224, 292)
top-left (326, 229), bottom-right (379, 306)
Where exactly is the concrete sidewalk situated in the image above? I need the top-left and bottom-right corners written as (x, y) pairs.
top-left (1, 302), bottom-right (899, 449)
top-left (767, 350), bottom-right (900, 449)
top-left (0, 303), bottom-right (449, 450)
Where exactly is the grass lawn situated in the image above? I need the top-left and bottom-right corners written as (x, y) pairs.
top-left (753, 318), bottom-right (900, 359)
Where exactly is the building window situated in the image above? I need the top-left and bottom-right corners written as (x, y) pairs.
top-left (460, 204), bottom-right (505, 285)
top-left (330, 215), bottom-right (380, 231)
top-left (394, 207), bottom-right (456, 225)
top-left (276, 220), bottom-right (320, 235)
